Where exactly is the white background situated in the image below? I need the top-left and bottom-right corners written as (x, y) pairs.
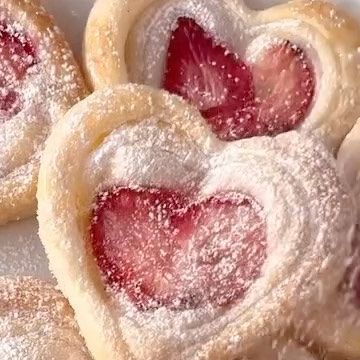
top-left (1, 0), bottom-right (359, 280)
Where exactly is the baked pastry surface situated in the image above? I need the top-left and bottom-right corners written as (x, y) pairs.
top-left (0, 0), bottom-right (87, 225)
top-left (84, 0), bottom-right (360, 149)
top-left (37, 84), bottom-right (356, 360)
top-left (0, 277), bottom-right (91, 360)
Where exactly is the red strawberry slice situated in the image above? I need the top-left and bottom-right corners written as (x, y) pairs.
top-left (0, 23), bottom-right (37, 119)
top-left (91, 187), bottom-right (266, 310)
top-left (252, 41), bottom-right (315, 135)
top-left (163, 18), bottom-right (315, 141)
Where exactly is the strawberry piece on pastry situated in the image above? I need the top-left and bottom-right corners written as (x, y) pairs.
top-left (164, 18), bottom-right (314, 141)
top-left (84, 0), bottom-right (360, 149)
top-left (37, 85), bottom-right (356, 360)
top-left (91, 187), bottom-right (266, 310)
top-left (0, 0), bottom-right (87, 226)
top-left (0, 22), bottom-right (37, 120)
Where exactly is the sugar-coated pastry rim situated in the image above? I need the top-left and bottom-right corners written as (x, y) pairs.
top-left (0, 276), bottom-right (91, 359)
top-left (84, 0), bottom-right (360, 150)
top-left (38, 84), bottom-right (355, 360)
top-left (0, 0), bottom-right (87, 225)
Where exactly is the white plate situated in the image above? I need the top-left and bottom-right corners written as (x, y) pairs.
top-left (1, 0), bottom-right (359, 279)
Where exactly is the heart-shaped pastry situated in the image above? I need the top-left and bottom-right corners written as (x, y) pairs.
top-left (37, 85), bottom-right (355, 360)
top-left (84, 0), bottom-right (360, 149)
top-left (0, 277), bottom-right (91, 359)
top-left (0, 0), bottom-right (87, 225)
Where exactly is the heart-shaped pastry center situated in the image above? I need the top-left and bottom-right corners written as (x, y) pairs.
top-left (163, 18), bottom-right (315, 141)
top-left (0, 22), bottom-right (37, 121)
top-left (91, 186), bottom-right (266, 310)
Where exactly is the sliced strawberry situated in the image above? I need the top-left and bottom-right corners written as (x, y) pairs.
top-left (163, 18), bottom-right (315, 141)
top-left (252, 41), bottom-right (315, 135)
top-left (0, 23), bottom-right (36, 77)
top-left (0, 23), bottom-right (37, 119)
top-left (0, 90), bottom-right (17, 113)
top-left (91, 187), bottom-right (266, 310)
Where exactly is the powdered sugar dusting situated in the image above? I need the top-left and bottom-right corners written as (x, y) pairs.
top-left (123, 0), bottom-right (360, 150)
top-left (162, 18), bottom-right (314, 140)
top-left (0, 218), bottom-right (50, 279)
top-left (127, 0), bottom-right (248, 88)
top-left (74, 95), bottom-right (355, 358)
top-left (36, 84), bottom-right (356, 359)
top-left (0, 277), bottom-right (91, 359)
top-left (0, 2), bottom-right (87, 224)
top-left (91, 186), bottom-right (266, 310)
top-left (0, 21), bottom-right (37, 121)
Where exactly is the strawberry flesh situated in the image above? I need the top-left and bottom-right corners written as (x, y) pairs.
top-left (163, 18), bottom-right (315, 141)
top-left (91, 187), bottom-right (266, 310)
top-left (0, 23), bottom-right (37, 120)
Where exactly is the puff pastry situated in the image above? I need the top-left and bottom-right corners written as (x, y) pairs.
top-left (325, 123), bottom-right (360, 358)
top-left (338, 120), bottom-right (360, 202)
top-left (0, 0), bottom-right (87, 225)
top-left (84, 0), bottom-right (360, 148)
top-left (37, 84), bottom-right (355, 360)
top-left (301, 269), bottom-right (360, 359)
top-left (0, 276), bottom-right (91, 360)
